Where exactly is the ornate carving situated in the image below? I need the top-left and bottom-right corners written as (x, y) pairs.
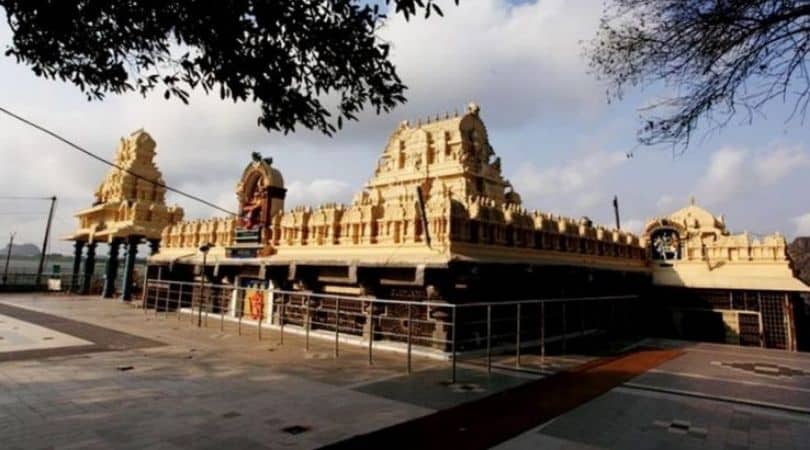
top-left (157, 104), bottom-right (646, 268)
top-left (68, 129), bottom-right (183, 243)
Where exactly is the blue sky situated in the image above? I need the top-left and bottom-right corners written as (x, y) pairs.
top-left (0, 0), bottom-right (807, 254)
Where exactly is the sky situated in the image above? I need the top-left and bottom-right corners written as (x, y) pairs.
top-left (0, 0), bottom-right (808, 255)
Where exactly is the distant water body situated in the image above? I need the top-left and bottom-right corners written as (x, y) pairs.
top-left (2, 256), bottom-right (145, 274)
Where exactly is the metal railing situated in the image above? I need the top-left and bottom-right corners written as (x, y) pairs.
top-left (0, 272), bottom-right (108, 293)
top-left (143, 278), bottom-right (638, 383)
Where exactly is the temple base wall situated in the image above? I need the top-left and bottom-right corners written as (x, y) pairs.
top-left (145, 260), bottom-right (651, 352)
top-left (641, 287), bottom-right (809, 351)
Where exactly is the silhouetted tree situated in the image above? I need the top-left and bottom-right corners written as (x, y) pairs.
top-left (588, 0), bottom-right (810, 149)
top-left (0, 0), bottom-right (458, 135)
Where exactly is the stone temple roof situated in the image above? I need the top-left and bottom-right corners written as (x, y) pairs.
top-left (155, 102), bottom-right (647, 272)
top-left (668, 200), bottom-right (726, 233)
top-left (67, 129), bottom-right (183, 243)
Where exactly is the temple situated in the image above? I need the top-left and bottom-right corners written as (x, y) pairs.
top-left (152, 103), bottom-right (647, 304)
top-left (73, 103), bottom-right (805, 351)
top-left (66, 129), bottom-right (184, 299)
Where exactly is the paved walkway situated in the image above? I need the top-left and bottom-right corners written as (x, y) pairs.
top-left (497, 339), bottom-right (810, 450)
top-left (0, 294), bottom-right (543, 449)
top-left (324, 348), bottom-right (681, 449)
top-left (2, 294), bottom-right (809, 449)
top-left (0, 312), bottom-right (91, 353)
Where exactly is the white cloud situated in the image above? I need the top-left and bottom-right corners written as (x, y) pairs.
top-left (794, 213), bottom-right (810, 237)
top-left (622, 218), bottom-right (644, 234)
top-left (695, 145), bottom-right (808, 205)
top-left (285, 179), bottom-right (352, 208)
top-left (656, 194), bottom-right (676, 212)
top-left (513, 151), bottom-right (626, 197)
top-left (695, 147), bottom-right (747, 205)
top-left (380, 0), bottom-right (604, 128)
top-left (510, 150), bottom-right (626, 224)
top-left (754, 146), bottom-right (810, 185)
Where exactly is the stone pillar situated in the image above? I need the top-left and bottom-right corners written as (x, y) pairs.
top-left (81, 242), bottom-right (97, 295)
top-left (121, 236), bottom-right (141, 301)
top-left (70, 240), bottom-right (85, 293)
top-left (148, 239), bottom-right (160, 255)
top-left (102, 238), bottom-right (122, 298)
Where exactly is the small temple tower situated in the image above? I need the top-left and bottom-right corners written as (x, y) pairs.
top-left (66, 129), bottom-right (183, 300)
top-left (229, 152), bottom-right (286, 257)
top-left (642, 199), bottom-right (809, 350)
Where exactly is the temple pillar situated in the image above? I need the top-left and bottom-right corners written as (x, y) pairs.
top-left (148, 239), bottom-right (160, 255)
top-left (81, 242), bottom-right (97, 295)
top-left (69, 240), bottom-right (85, 293)
top-left (102, 238), bottom-right (123, 298)
top-left (121, 236), bottom-right (141, 301)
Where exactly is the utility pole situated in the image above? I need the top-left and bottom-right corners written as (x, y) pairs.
top-left (3, 232), bottom-right (15, 284)
top-left (613, 195), bottom-right (621, 230)
top-left (35, 196), bottom-right (56, 287)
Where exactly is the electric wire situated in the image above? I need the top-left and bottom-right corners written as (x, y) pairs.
top-left (0, 196), bottom-right (54, 200)
top-left (0, 106), bottom-right (237, 216)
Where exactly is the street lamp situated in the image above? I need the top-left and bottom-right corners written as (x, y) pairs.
top-left (197, 243), bottom-right (212, 328)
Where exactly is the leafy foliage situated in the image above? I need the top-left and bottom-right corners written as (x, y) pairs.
top-left (587, 0), bottom-right (810, 149)
top-left (1, 0), bottom-right (458, 135)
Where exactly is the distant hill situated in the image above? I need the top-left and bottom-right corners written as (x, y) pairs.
top-left (789, 237), bottom-right (810, 286)
top-left (0, 243), bottom-right (41, 257)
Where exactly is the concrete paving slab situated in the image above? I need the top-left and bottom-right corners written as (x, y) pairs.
top-left (0, 313), bottom-right (91, 352)
top-left (498, 339), bottom-right (810, 450)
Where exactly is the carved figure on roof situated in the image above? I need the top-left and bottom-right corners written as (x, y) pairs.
top-left (235, 152), bottom-right (286, 231)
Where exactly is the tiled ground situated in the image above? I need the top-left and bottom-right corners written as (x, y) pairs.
top-left (3, 294), bottom-right (810, 449)
top-left (496, 340), bottom-right (810, 450)
top-left (0, 293), bottom-right (540, 449)
top-left (0, 313), bottom-right (91, 352)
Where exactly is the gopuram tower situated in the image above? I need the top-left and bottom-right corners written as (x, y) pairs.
top-left (67, 129), bottom-right (183, 300)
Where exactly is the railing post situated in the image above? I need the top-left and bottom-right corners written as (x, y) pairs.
top-left (540, 301), bottom-right (545, 360)
top-left (335, 298), bottom-right (340, 358)
top-left (142, 279), bottom-right (149, 311)
top-left (367, 301), bottom-right (373, 365)
top-left (191, 287), bottom-right (197, 324)
top-left (407, 303), bottom-right (413, 374)
top-left (164, 284), bottom-right (171, 318)
top-left (279, 295), bottom-right (285, 345)
top-left (451, 307), bottom-right (457, 384)
top-left (515, 303), bottom-right (522, 368)
top-left (178, 284), bottom-right (185, 320)
top-left (220, 292), bottom-right (225, 332)
top-left (580, 300), bottom-right (585, 337)
top-left (203, 288), bottom-right (209, 328)
top-left (143, 281), bottom-right (149, 314)
top-left (156, 284), bottom-right (163, 315)
top-left (237, 290), bottom-right (242, 336)
top-left (257, 297), bottom-right (262, 341)
top-left (562, 302), bottom-right (567, 354)
top-left (624, 297), bottom-right (630, 336)
top-left (486, 304), bottom-right (492, 375)
top-left (305, 295), bottom-right (310, 351)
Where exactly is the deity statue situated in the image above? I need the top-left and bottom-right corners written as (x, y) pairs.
top-left (240, 190), bottom-right (264, 229)
top-left (652, 230), bottom-right (680, 261)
